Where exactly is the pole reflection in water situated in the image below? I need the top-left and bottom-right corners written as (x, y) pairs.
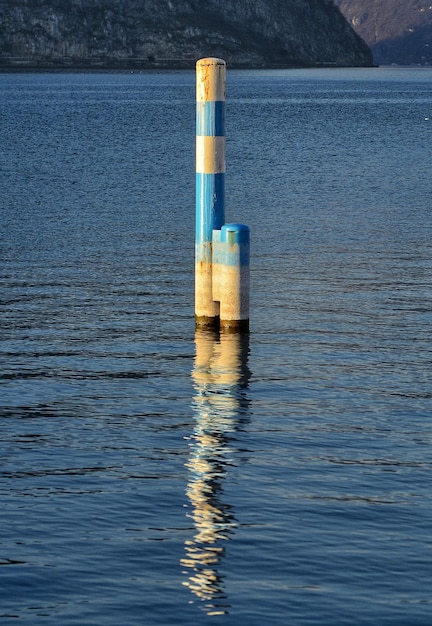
top-left (182, 329), bottom-right (251, 615)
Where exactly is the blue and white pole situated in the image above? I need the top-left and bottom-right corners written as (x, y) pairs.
top-left (195, 57), bottom-right (226, 328)
top-left (195, 58), bottom-right (250, 332)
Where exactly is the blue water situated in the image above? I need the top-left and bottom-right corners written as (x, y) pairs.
top-left (1, 67), bottom-right (432, 625)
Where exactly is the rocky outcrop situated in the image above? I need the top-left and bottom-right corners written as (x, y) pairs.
top-left (0, 0), bottom-right (373, 69)
top-left (335, 0), bottom-right (432, 65)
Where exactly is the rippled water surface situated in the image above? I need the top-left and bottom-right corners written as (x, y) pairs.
top-left (1, 67), bottom-right (432, 624)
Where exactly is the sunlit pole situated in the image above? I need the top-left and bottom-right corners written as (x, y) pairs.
top-left (195, 57), bottom-right (226, 328)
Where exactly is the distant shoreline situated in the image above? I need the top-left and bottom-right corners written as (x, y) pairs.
top-left (0, 57), bottom-right (375, 72)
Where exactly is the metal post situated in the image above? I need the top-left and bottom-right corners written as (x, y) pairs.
top-left (195, 57), bottom-right (226, 328)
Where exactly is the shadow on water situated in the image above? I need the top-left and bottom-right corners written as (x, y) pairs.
top-left (181, 329), bottom-right (252, 616)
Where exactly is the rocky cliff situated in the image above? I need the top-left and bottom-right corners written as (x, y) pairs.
top-left (335, 0), bottom-right (432, 65)
top-left (0, 0), bottom-right (373, 69)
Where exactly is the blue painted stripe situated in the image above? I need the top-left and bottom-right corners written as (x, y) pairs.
top-left (213, 246), bottom-right (250, 268)
top-left (196, 101), bottom-right (225, 137)
top-left (213, 244), bottom-right (250, 268)
top-left (195, 173), bottom-right (225, 244)
top-left (221, 223), bottom-right (250, 245)
top-left (214, 224), bottom-right (250, 267)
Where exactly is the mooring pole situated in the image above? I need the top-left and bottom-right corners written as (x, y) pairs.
top-left (195, 57), bottom-right (226, 328)
top-left (195, 58), bottom-right (250, 333)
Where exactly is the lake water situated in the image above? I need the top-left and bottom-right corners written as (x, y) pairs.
top-left (1, 66), bottom-right (431, 625)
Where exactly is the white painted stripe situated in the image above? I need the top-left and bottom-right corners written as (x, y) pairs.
top-left (196, 136), bottom-right (226, 174)
top-left (195, 261), bottom-right (220, 318)
top-left (196, 58), bottom-right (226, 103)
top-left (218, 264), bottom-right (250, 321)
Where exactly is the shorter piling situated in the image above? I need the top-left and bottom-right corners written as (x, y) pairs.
top-left (213, 223), bottom-right (250, 332)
